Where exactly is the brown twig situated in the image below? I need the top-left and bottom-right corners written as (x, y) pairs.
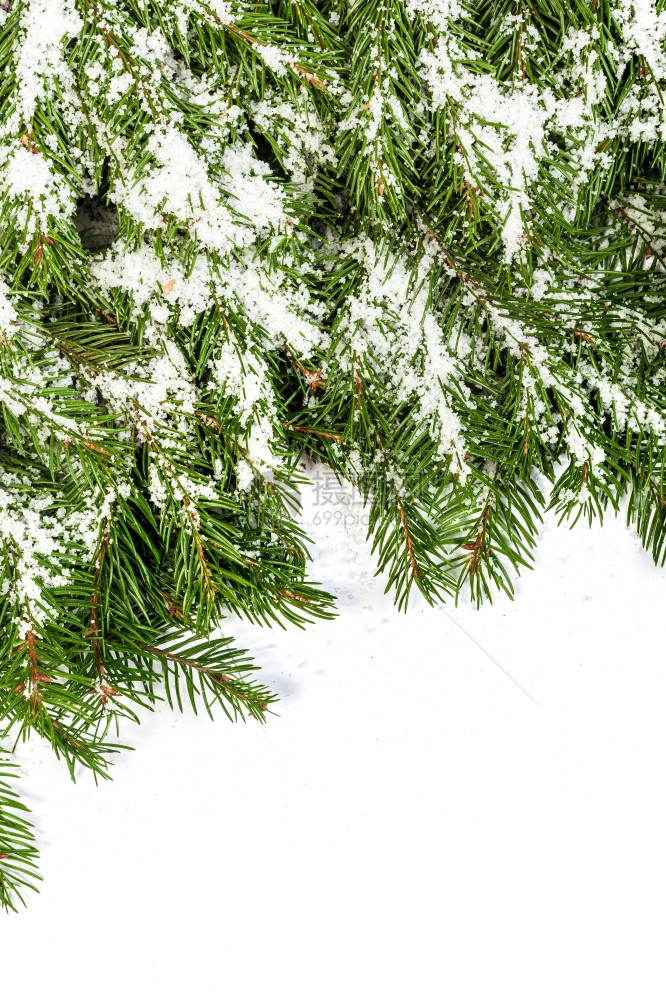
top-left (287, 354), bottom-right (325, 393)
top-left (138, 644), bottom-right (268, 712)
top-left (182, 499), bottom-right (217, 602)
top-left (221, 22), bottom-right (328, 89)
top-left (63, 438), bottom-right (113, 458)
top-left (462, 497), bottom-right (494, 579)
top-left (83, 506), bottom-right (112, 679)
top-left (159, 589), bottom-right (185, 620)
top-left (283, 422), bottom-right (343, 440)
top-left (376, 434), bottom-right (420, 580)
top-left (16, 629), bottom-right (50, 711)
top-left (83, 0), bottom-right (163, 118)
top-left (277, 589), bottom-right (310, 603)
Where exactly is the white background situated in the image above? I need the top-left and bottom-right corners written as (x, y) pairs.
top-left (3, 459), bottom-right (666, 998)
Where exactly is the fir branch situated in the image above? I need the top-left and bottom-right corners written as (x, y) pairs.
top-left (0, 753), bottom-right (41, 913)
top-left (2, 0), bottom-right (666, 907)
top-left (136, 631), bottom-right (278, 722)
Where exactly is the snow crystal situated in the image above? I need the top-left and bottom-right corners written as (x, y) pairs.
top-left (338, 237), bottom-right (472, 478)
top-left (13, 0), bottom-right (83, 125)
top-left (2, 144), bottom-right (75, 223)
top-left (0, 278), bottom-right (18, 339)
top-left (0, 480), bottom-right (115, 635)
top-left (211, 342), bottom-right (266, 423)
top-left (199, 1), bottom-right (232, 20)
top-left (252, 91), bottom-right (336, 190)
top-left (253, 43), bottom-right (292, 78)
top-left (221, 144), bottom-right (287, 234)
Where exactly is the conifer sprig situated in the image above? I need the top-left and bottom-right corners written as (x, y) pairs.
top-left (2, 0), bottom-right (666, 908)
top-left (0, 754), bottom-right (41, 912)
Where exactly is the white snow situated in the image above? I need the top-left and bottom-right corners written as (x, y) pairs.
top-left (12, 0), bottom-right (83, 126)
top-left (3, 459), bottom-right (666, 1000)
top-left (1, 10), bottom-right (666, 984)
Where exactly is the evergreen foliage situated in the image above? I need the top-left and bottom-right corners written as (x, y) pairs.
top-left (1, 0), bottom-right (666, 907)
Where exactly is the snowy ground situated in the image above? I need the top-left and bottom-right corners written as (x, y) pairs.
top-left (3, 458), bottom-right (666, 999)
